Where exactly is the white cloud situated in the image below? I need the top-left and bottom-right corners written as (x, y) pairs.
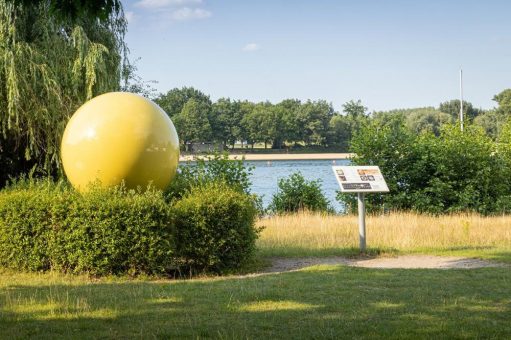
top-left (132, 0), bottom-right (211, 23)
top-left (134, 0), bottom-right (202, 10)
top-left (170, 7), bottom-right (211, 21)
top-left (243, 43), bottom-right (261, 52)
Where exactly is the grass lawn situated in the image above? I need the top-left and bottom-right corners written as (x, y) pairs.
top-left (2, 266), bottom-right (511, 339)
top-left (2, 211), bottom-right (511, 339)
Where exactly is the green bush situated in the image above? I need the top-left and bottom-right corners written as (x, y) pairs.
top-left (0, 181), bottom-right (175, 275)
top-left (342, 121), bottom-right (511, 214)
top-left (0, 179), bottom-right (260, 276)
top-left (59, 187), bottom-right (175, 276)
top-left (166, 153), bottom-right (254, 200)
top-left (269, 172), bottom-right (332, 213)
top-left (166, 152), bottom-right (263, 214)
top-left (172, 182), bottom-right (259, 273)
top-left (0, 180), bottom-right (58, 271)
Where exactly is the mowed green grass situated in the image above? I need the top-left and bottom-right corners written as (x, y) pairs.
top-left (2, 265), bottom-right (511, 339)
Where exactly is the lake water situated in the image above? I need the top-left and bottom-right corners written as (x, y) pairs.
top-left (246, 159), bottom-right (351, 212)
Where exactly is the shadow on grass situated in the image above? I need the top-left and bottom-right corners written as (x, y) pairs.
top-left (2, 266), bottom-right (511, 339)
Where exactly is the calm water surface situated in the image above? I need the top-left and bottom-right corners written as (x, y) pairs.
top-left (246, 159), bottom-right (350, 212)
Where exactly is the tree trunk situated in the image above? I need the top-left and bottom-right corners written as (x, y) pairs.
top-left (272, 138), bottom-right (282, 149)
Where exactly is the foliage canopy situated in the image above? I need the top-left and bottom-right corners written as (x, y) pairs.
top-left (4, 0), bottom-right (123, 22)
top-left (0, 0), bottom-right (127, 186)
top-left (341, 120), bottom-right (511, 214)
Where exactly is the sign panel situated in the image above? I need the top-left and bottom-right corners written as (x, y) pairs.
top-left (332, 166), bottom-right (389, 193)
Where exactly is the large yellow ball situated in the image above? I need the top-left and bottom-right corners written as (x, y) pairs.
top-left (61, 92), bottom-right (179, 191)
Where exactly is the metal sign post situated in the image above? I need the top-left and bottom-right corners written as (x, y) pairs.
top-left (357, 192), bottom-right (366, 252)
top-left (332, 165), bottom-right (389, 253)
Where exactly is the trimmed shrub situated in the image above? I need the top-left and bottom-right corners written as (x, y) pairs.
top-left (0, 181), bottom-right (58, 271)
top-left (269, 172), bottom-right (333, 213)
top-left (57, 186), bottom-right (175, 275)
top-left (0, 181), bottom-right (175, 276)
top-left (0, 179), bottom-right (260, 276)
top-left (172, 182), bottom-right (259, 273)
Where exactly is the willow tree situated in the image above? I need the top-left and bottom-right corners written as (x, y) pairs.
top-left (0, 0), bottom-right (127, 185)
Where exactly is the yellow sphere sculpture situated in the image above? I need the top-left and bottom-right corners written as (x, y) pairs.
top-left (61, 92), bottom-right (179, 191)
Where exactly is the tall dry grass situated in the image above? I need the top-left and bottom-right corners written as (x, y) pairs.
top-left (256, 211), bottom-right (511, 258)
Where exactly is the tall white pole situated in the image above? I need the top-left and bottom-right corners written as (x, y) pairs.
top-left (460, 69), bottom-right (464, 132)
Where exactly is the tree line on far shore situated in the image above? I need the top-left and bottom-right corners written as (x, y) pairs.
top-left (155, 87), bottom-right (363, 151)
top-left (153, 87), bottom-right (511, 152)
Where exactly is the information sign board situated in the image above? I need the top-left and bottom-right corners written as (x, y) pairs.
top-left (332, 166), bottom-right (389, 193)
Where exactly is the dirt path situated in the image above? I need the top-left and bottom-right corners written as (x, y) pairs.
top-left (265, 255), bottom-right (507, 273)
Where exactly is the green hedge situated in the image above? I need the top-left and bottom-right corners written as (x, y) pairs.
top-left (173, 182), bottom-right (259, 273)
top-left (0, 183), bottom-right (174, 275)
top-left (0, 180), bottom-right (258, 276)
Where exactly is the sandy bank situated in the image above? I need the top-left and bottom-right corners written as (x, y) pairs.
top-left (179, 153), bottom-right (354, 162)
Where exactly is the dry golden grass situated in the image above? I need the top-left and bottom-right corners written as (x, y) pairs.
top-left (256, 211), bottom-right (511, 260)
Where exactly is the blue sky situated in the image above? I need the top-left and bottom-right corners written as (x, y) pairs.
top-left (122, 0), bottom-right (511, 112)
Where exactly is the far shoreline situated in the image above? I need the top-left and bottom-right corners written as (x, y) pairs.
top-left (179, 153), bottom-right (354, 162)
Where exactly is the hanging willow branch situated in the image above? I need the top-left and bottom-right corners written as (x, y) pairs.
top-left (0, 0), bottom-right (127, 180)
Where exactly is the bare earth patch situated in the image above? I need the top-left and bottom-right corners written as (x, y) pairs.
top-left (265, 255), bottom-right (507, 273)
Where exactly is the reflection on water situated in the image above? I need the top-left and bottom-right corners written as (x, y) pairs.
top-left (247, 159), bottom-right (350, 213)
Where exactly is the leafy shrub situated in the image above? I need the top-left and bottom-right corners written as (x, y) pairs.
top-left (166, 153), bottom-right (254, 199)
top-left (342, 121), bottom-right (511, 214)
top-left (0, 180), bottom-right (59, 271)
top-left (0, 181), bottom-right (174, 275)
top-left (0, 179), bottom-right (260, 276)
top-left (166, 152), bottom-right (263, 214)
top-left (269, 172), bottom-right (332, 213)
top-left (60, 186), bottom-right (175, 275)
top-left (172, 181), bottom-right (259, 273)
